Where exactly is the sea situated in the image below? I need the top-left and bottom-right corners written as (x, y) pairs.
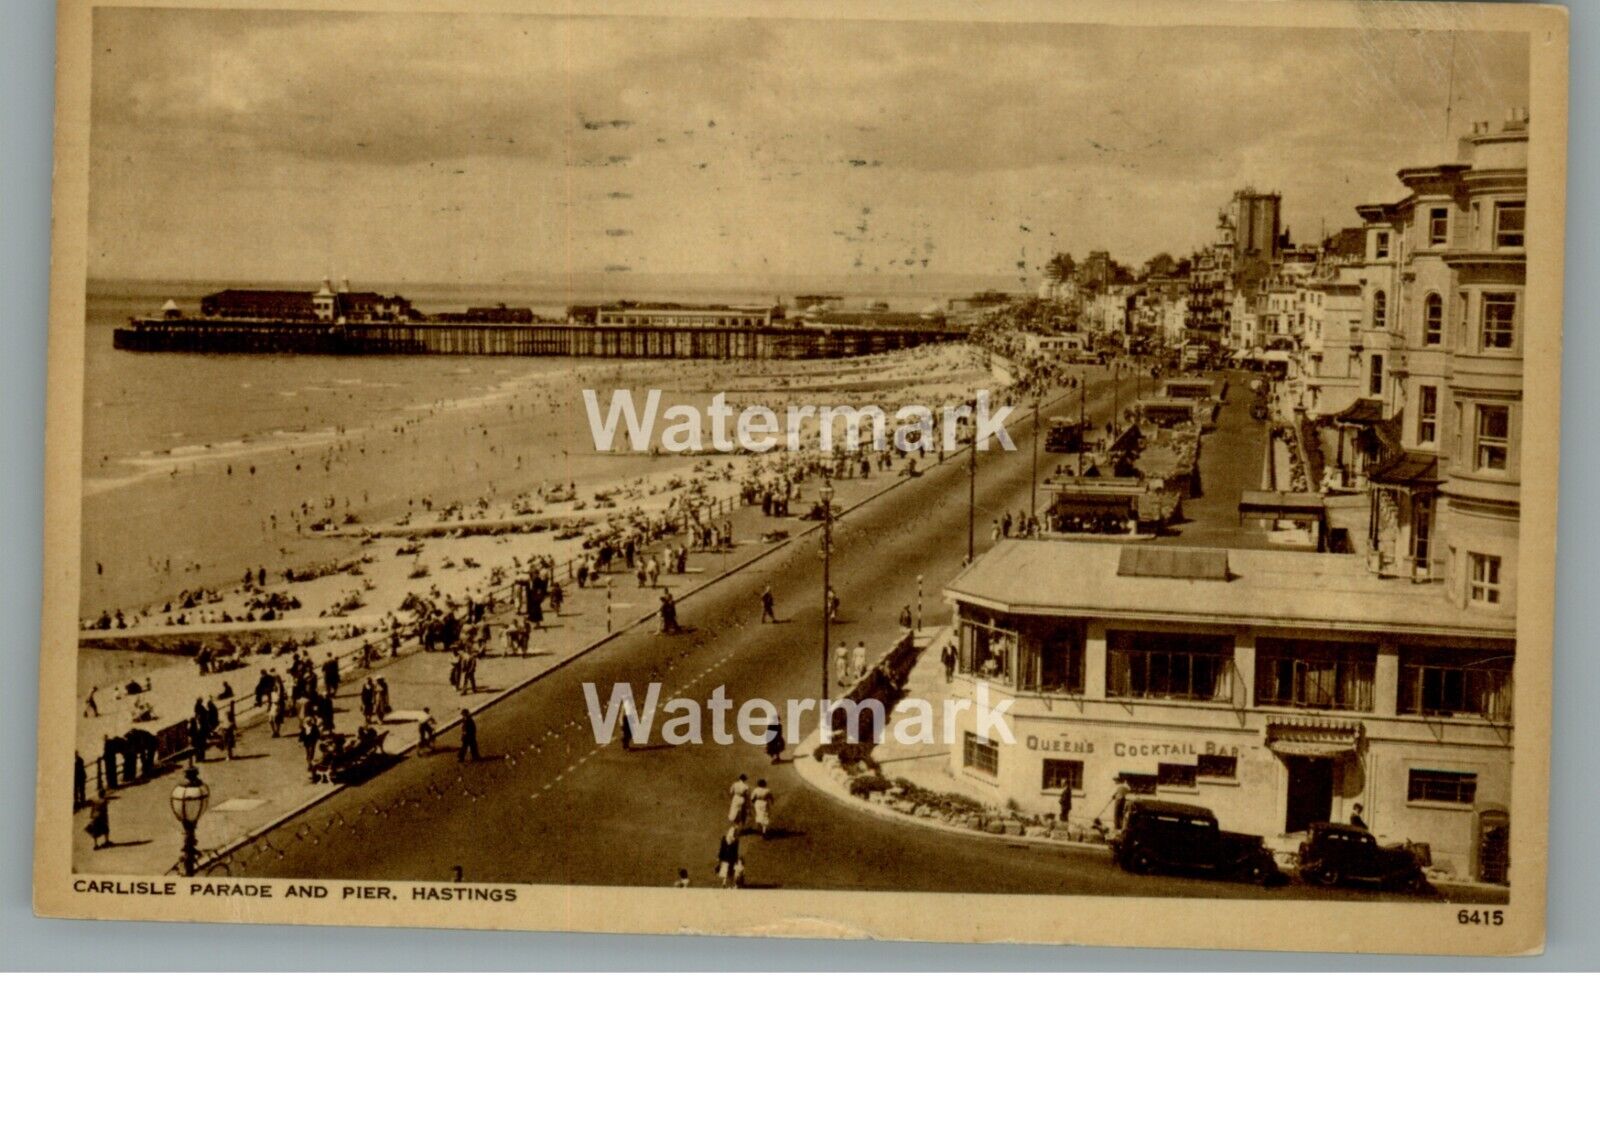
top-left (79, 273), bottom-right (1006, 616)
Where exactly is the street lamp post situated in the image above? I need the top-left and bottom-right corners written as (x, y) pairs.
top-left (819, 480), bottom-right (834, 752)
top-left (169, 765), bottom-right (210, 877)
top-left (967, 421), bottom-right (977, 562)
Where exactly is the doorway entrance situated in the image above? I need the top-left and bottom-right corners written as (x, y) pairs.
top-left (1282, 756), bottom-right (1334, 833)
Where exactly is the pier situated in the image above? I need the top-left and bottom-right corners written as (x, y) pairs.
top-left (112, 317), bottom-right (965, 359)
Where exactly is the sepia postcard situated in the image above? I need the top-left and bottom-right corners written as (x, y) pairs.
top-left (34, 0), bottom-right (1567, 954)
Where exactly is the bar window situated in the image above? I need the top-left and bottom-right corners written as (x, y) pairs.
top-left (1041, 759), bottom-right (1084, 792)
top-left (1016, 618), bottom-right (1086, 695)
top-left (1493, 201), bottom-right (1525, 249)
top-left (1481, 292), bottom-right (1517, 350)
top-left (1399, 646), bottom-right (1514, 723)
top-left (958, 610), bottom-right (1018, 685)
top-left (1475, 404), bottom-right (1510, 471)
top-left (1408, 769), bottom-right (1478, 805)
top-left (1255, 638), bottom-right (1376, 711)
top-left (1418, 386), bottom-right (1438, 445)
top-left (1157, 763), bottom-right (1197, 789)
top-left (1374, 231), bottom-right (1391, 260)
top-left (962, 732), bottom-right (999, 778)
top-left (1197, 754), bottom-right (1238, 781)
top-left (1469, 553), bottom-right (1502, 605)
top-left (1107, 631), bottom-right (1234, 702)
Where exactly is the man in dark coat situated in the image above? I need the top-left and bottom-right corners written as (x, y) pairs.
top-left (458, 708), bottom-right (480, 763)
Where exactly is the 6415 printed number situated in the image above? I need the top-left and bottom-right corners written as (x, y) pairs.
top-left (1457, 909), bottom-right (1504, 926)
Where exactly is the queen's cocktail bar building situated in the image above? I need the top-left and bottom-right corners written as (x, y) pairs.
top-left (943, 541), bottom-right (1515, 881)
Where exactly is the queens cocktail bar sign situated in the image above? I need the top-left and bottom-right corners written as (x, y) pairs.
top-left (1024, 733), bottom-right (1245, 759)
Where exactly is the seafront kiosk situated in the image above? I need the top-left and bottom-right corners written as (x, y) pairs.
top-left (943, 540), bottom-right (1515, 878)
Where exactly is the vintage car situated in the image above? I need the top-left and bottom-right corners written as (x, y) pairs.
top-left (1111, 800), bottom-right (1279, 884)
top-left (1297, 822), bottom-right (1427, 892)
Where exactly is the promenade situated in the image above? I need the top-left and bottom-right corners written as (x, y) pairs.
top-left (69, 443), bottom-right (946, 876)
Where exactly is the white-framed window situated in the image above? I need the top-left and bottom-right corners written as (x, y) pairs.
top-left (1475, 404), bottom-right (1510, 471)
top-left (963, 732), bottom-right (999, 777)
top-left (1481, 292), bottom-right (1517, 351)
top-left (1494, 201), bottom-right (1525, 249)
top-left (1418, 386), bottom-right (1438, 445)
top-left (1041, 759), bottom-right (1083, 792)
top-left (1371, 289), bottom-right (1387, 328)
top-left (1423, 293), bottom-right (1443, 345)
top-left (1469, 553), bottom-right (1503, 605)
top-left (1408, 769), bottom-right (1478, 805)
top-left (1374, 231), bottom-right (1391, 260)
top-left (1429, 207), bottom-right (1450, 246)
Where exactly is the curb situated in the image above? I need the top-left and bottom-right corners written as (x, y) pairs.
top-left (788, 734), bottom-right (1113, 858)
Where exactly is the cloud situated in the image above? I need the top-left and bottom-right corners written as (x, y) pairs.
top-left (86, 10), bottom-right (1530, 280)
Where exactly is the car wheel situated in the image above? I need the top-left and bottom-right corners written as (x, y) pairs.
top-left (1128, 848), bottom-right (1155, 874)
top-left (1306, 864), bottom-right (1339, 887)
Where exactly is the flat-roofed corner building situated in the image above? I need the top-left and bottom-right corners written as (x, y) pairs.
top-left (943, 542), bottom-right (1515, 879)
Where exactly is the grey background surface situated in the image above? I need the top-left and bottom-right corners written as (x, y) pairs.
top-left (3, 0), bottom-right (1594, 971)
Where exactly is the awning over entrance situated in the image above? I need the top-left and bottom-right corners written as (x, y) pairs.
top-left (1265, 717), bottom-right (1364, 759)
top-left (1366, 449), bottom-right (1442, 487)
top-left (1334, 398), bottom-right (1386, 425)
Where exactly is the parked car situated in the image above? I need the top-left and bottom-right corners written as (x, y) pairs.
top-left (1297, 823), bottom-right (1427, 892)
top-left (1111, 800), bottom-right (1279, 884)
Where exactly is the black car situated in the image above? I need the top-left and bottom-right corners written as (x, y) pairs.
top-left (1297, 823), bottom-right (1427, 892)
top-left (1111, 800), bottom-right (1279, 884)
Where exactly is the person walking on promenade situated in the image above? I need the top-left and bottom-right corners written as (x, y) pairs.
top-left (826, 587), bottom-right (840, 624)
top-left (550, 582), bottom-right (563, 617)
top-left (458, 708), bottom-right (480, 763)
top-left (84, 686), bottom-right (99, 718)
top-left (271, 690), bottom-right (287, 738)
top-left (835, 645), bottom-right (849, 687)
top-left (418, 708), bottom-right (437, 753)
top-left (73, 753), bottom-right (87, 810)
top-left (85, 797), bottom-right (111, 850)
top-left (764, 717), bottom-right (785, 765)
top-left (728, 774), bottom-right (750, 828)
top-left (760, 585), bottom-right (776, 624)
top-left (1058, 782), bottom-right (1073, 826)
top-left (462, 650), bottom-right (479, 694)
top-left (715, 825), bottom-right (744, 888)
top-left (851, 641), bottom-right (867, 684)
top-left (100, 738), bottom-right (118, 792)
top-left (751, 779), bottom-right (773, 837)
top-left (322, 657), bottom-right (341, 698)
top-left (222, 705), bottom-right (237, 761)
top-left (941, 640), bottom-right (957, 683)
top-left (299, 718), bottom-right (321, 779)
top-left (620, 710), bottom-right (634, 752)
top-left (360, 678), bottom-right (376, 723)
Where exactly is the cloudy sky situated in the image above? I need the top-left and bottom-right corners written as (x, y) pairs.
top-left (87, 9), bottom-right (1529, 285)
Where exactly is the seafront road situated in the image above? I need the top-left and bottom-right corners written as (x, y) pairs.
top-left (238, 366), bottom-right (1439, 901)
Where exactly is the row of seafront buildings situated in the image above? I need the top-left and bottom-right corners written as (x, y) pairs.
top-left (945, 112), bottom-right (1530, 884)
